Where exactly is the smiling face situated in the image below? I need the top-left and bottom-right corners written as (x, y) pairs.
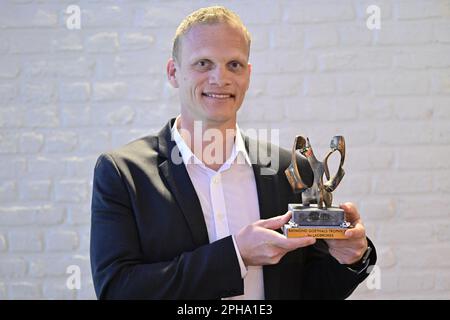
top-left (167, 22), bottom-right (251, 129)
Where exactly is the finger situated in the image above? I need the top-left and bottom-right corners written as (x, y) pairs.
top-left (325, 242), bottom-right (360, 254)
top-left (324, 225), bottom-right (365, 248)
top-left (257, 211), bottom-right (292, 230)
top-left (344, 222), bottom-right (366, 239)
top-left (270, 235), bottom-right (316, 250)
top-left (328, 247), bottom-right (361, 264)
top-left (325, 237), bottom-right (364, 249)
top-left (340, 202), bottom-right (361, 224)
top-left (324, 239), bottom-right (344, 248)
top-left (325, 230), bottom-right (367, 249)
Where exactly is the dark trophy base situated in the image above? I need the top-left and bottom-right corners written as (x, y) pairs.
top-left (283, 204), bottom-right (352, 239)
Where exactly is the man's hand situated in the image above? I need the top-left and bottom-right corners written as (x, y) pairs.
top-left (235, 211), bottom-right (316, 267)
top-left (325, 202), bottom-right (368, 265)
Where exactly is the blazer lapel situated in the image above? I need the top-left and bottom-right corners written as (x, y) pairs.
top-left (244, 135), bottom-right (279, 220)
top-left (252, 165), bottom-right (278, 220)
top-left (157, 120), bottom-right (209, 247)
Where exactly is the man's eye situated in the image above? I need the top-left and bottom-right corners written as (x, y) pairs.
top-left (196, 60), bottom-right (210, 68)
top-left (229, 61), bottom-right (242, 69)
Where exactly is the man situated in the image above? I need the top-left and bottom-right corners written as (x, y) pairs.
top-left (90, 6), bottom-right (376, 299)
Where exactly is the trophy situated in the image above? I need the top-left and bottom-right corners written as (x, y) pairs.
top-left (283, 135), bottom-right (351, 239)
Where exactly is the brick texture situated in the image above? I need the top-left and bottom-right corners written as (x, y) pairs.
top-left (0, 0), bottom-right (449, 300)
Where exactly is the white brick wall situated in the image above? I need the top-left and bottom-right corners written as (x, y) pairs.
top-left (0, 0), bottom-right (449, 300)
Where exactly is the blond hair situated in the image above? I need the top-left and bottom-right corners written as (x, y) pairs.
top-left (172, 6), bottom-right (251, 63)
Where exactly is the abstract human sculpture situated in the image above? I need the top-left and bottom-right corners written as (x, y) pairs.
top-left (284, 135), bottom-right (351, 239)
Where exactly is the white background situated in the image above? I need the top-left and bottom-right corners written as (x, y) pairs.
top-left (0, 0), bottom-right (449, 299)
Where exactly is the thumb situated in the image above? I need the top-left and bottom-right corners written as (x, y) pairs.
top-left (340, 202), bottom-right (361, 224)
top-left (258, 211), bottom-right (292, 230)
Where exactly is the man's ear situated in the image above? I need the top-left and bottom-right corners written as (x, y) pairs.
top-left (246, 63), bottom-right (252, 90)
top-left (167, 58), bottom-right (179, 88)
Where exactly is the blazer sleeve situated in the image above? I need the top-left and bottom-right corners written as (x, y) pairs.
top-left (90, 154), bottom-right (244, 299)
top-left (299, 238), bottom-right (377, 299)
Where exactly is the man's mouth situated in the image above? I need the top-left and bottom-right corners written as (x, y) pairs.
top-left (202, 92), bottom-right (235, 99)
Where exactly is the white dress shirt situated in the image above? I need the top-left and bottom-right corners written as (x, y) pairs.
top-left (171, 116), bottom-right (264, 299)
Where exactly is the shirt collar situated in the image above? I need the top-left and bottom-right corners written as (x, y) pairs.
top-left (171, 116), bottom-right (202, 165)
top-left (171, 116), bottom-right (252, 168)
top-left (234, 123), bottom-right (252, 166)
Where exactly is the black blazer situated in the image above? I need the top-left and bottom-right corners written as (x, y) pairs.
top-left (90, 118), bottom-right (376, 299)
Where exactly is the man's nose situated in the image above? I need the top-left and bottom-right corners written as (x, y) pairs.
top-left (208, 65), bottom-right (231, 86)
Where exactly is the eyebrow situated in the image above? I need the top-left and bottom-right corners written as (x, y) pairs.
top-left (189, 55), bottom-right (248, 64)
